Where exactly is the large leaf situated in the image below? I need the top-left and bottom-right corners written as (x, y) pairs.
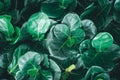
top-left (62, 13), bottom-right (85, 47)
top-left (41, 2), bottom-right (65, 18)
top-left (79, 39), bottom-right (120, 71)
top-left (41, 0), bottom-right (77, 18)
top-left (0, 15), bottom-right (14, 41)
top-left (8, 44), bottom-right (30, 74)
top-left (15, 51), bottom-right (61, 80)
top-left (27, 12), bottom-right (50, 41)
top-left (44, 26), bottom-right (79, 68)
top-left (18, 51), bottom-right (43, 71)
top-left (44, 13), bottom-right (85, 68)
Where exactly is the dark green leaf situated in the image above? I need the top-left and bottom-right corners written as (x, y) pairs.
top-left (84, 66), bottom-right (110, 80)
top-left (113, 11), bottom-right (120, 23)
top-left (114, 0), bottom-right (120, 12)
top-left (41, 2), bottom-right (65, 18)
top-left (82, 19), bottom-right (97, 39)
top-left (8, 44), bottom-right (30, 74)
top-left (80, 39), bottom-right (120, 71)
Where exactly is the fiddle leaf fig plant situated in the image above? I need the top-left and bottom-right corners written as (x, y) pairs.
top-left (79, 33), bottom-right (120, 71)
top-left (0, 0), bottom-right (120, 80)
top-left (44, 13), bottom-right (85, 68)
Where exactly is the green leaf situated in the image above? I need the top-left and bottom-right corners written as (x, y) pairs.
top-left (20, 22), bottom-right (31, 41)
top-left (39, 70), bottom-right (53, 80)
top-left (84, 66), bottom-right (110, 80)
top-left (8, 44), bottom-right (30, 74)
top-left (16, 51), bottom-right (61, 80)
top-left (114, 0), bottom-right (120, 12)
top-left (27, 12), bottom-right (50, 41)
top-left (44, 13), bottom-right (85, 68)
top-left (80, 2), bottom-right (111, 31)
top-left (27, 68), bottom-right (38, 77)
top-left (18, 51), bottom-right (43, 71)
top-left (0, 15), bottom-right (14, 41)
top-left (79, 39), bottom-right (91, 54)
top-left (41, 0), bottom-right (77, 19)
top-left (0, 2), bottom-right (4, 11)
top-left (62, 13), bottom-right (82, 31)
top-left (80, 3), bottom-right (97, 20)
top-left (98, 0), bottom-right (111, 16)
top-left (107, 22), bottom-right (120, 46)
top-left (41, 2), bottom-right (65, 18)
top-left (82, 19), bottom-right (97, 39)
top-left (58, 0), bottom-right (73, 8)
top-left (53, 24), bottom-right (70, 41)
top-left (80, 39), bottom-right (120, 71)
top-left (91, 32), bottom-right (113, 52)
top-left (7, 10), bottom-right (20, 24)
top-left (66, 28), bottom-right (85, 47)
top-left (10, 27), bottom-right (21, 44)
top-left (0, 53), bottom-right (9, 69)
top-left (24, 0), bottom-right (42, 6)
top-left (44, 26), bottom-right (79, 68)
top-left (15, 71), bottom-right (26, 80)
top-left (49, 59), bottom-right (61, 80)
top-left (113, 11), bottom-right (120, 23)
top-left (62, 13), bottom-right (85, 47)
top-left (4, 0), bottom-right (11, 11)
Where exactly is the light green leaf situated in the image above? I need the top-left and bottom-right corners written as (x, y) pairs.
top-left (91, 32), bottom-right (113, 52)
top-left (27, 12), bottom-right (50, 41)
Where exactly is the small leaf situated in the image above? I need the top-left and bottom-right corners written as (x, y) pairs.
top-left (114, 0), bottom-right (120, 12)
top-left (27, 68), bottom-right (38, 77)
top-left (62, 13), bottom-right (81, 31)
top-left (82, 19), bottom-right (97, 39)
top-left (91, 32), bottom-right (113, 52)
top-left (53, 24), bottom-right (70, 41)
